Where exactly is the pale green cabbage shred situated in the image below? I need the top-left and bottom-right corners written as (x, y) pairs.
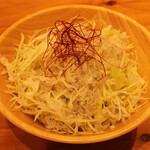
top-left (0, 19), bottom-right (147, 135)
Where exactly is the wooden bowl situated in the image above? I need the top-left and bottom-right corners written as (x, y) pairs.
top-left (0, 5), bottom-right (150, 144)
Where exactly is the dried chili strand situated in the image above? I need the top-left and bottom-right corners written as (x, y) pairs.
top-left (43, 17), bottom-right (106, 78)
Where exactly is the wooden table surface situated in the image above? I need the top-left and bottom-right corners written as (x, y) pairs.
top-left (0, 0), bottom-right (150, 150)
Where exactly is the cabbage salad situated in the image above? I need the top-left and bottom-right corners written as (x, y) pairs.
top-left (0, 17), bottom-right (147, 135)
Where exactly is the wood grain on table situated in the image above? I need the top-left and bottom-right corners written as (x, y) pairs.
top-left (0, 0), bottom-right (150, 150)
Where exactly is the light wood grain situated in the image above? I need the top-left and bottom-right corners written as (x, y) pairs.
top-left (133, 118), bottom-right (150, 150)
top-left (0, 1), bottom-right (150, 150)
top-left (1, 0), bottom-right (150, 34)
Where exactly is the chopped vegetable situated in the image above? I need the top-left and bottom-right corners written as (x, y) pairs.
top-left (0, 17), bottom-right (147, 135)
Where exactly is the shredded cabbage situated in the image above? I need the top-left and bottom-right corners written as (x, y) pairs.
top-left (0, 18), bottom-right (148, 135)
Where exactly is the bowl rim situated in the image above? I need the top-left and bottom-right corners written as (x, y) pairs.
top-left (0, 4), bottom-right (150, 144)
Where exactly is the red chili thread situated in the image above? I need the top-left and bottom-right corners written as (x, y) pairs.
top-left (42, 17), bottom-right (105, 78)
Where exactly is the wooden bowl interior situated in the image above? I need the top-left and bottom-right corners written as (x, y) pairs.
top-left (0, 5), bottom-right (150, 143)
